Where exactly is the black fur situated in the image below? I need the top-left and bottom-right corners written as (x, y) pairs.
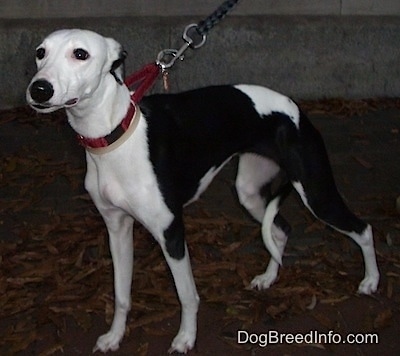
top-left (139, 85), bottom-right (367, 259)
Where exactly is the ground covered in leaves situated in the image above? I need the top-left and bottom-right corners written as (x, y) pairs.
top-left (1, 100), bottom-right (400, 355)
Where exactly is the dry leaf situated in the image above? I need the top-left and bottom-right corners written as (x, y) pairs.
top-left (373, 309), bottom-right (392, 329)
top-left (306, 295), bottom-right (318, 310)
top-left (352, 155), bottom-right (373, 169)
top-left (320, 296), bottom-right (350, 304)
top-left (38, 343), bottom-right (64, 356)
top-left (136, 342), bottom-right (149, 356)
top-left (266, 302), bottom-right (288, 318)
top-left (131, 309), bottom-right (177, 328)
top-left (311, 312), bottom-right (335, 329)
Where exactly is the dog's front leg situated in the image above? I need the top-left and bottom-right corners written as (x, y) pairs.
top-left (94, 210), bottom-right (134, 353)
top-left (163, 244), bottom-right (199, 354)
top-left (158, 219), bottom-right (199, 354)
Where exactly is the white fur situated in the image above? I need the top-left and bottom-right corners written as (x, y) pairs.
top-left (235, 153), bottom-right (280, 222)
top-left (235, 84), bottom-right (300, 127)
top-left (261, 196), bottom-right (283, 265)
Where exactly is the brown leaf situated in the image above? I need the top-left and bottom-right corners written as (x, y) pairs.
top-left (304, 220), bottom-right (325, 234)
top-left (142, 325), bottom-right (170, 336)
top-left (9, 330), bottom-right (38, 353)
top-left (352, 155), bottom-right (373, 169)
top-left (266, 302), bottom-right (288, 318)
top-left (221, 241), bottom-right (242, 254)
top-left (72, 311), bottom-right (92, 331)
top-left (45, 242), bottom-right (59, 255)
top-left (387, 278), bottom-right (394, 299)
top-left (131, 308), bottom-right (177, 328)
top-left (38, 343), bottom-right (64, 356)
top-left (311, 311), bottom-right (335, 329)
top-left (320, 296), bottom-right (349, 304)
top-left (373, 309), bottom-right (392, 329)
top-left (136, 342), bottom-right (149, 356)
top-left (306, 295), bottom-right (318, 310)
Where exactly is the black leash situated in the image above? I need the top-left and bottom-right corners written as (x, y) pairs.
top-left (156, 0), bottom-right (241, 71)
top-left (197, 0), bottom-right (241, 36)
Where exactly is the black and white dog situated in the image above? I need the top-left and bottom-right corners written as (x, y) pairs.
top-left (26, 29), bottom-right (379, 353)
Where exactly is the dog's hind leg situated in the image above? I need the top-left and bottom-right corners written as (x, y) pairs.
top-left (235, 153), bottom-right (280, 223)
top-left (293, 180), bottom-right (379, 294)
top-left (235, 153), bottom-right (291, 289)
top-left (287, 115), bottom-right (379, 294)
top-left (93, 210), bottom-right (134, 353)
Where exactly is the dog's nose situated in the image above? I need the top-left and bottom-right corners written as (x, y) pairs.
top-left (30, 80), bottom-right (54, 103)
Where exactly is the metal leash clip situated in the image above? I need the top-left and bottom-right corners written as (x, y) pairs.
top-left (156, 24), bottom-right (207, 70)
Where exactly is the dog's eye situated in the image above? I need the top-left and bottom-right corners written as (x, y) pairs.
top-left (36, 47), bottom-right (45, 60)
top-left (73, 48), bottom-right (90, 60)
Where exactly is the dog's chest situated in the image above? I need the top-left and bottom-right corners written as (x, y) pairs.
top-left (84, 124), bottom-right (173, 233)
top-left (88, 154), bottom-right (155, 206)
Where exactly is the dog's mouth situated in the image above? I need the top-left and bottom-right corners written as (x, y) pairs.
top-left (30, 102), bottom-right (59, 113)
top-left (32, 103), bottom-right (50, 110)
top-left (30, 98), bottom-right (79, 112)
top-left (64, 98), bottom-right (79, 107)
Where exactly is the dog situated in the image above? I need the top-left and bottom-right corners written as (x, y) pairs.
top-left (26, 29), bottom-right (379, 353)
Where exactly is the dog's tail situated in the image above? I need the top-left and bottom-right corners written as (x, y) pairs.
top-left (262, 196), bottom-right (282, 264)
top-left (261, 183), bottom-right (292, 265)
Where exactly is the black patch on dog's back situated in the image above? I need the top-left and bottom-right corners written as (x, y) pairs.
top-left (139, 85), bottom-right (273, 209)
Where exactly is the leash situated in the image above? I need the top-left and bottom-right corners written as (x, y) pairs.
top-left (125, 0), bottom-right (241, 96)
top-left (80, 0), bottom-right (240, 150)
top-left (157, 0), bottom-right (241, 71)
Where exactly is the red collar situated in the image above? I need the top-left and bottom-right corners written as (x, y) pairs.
top-left (78, 63), bottom-right (160, 150)
top-left (78, 102), bottom-right (136, 149)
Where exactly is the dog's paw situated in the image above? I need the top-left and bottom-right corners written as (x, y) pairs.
top-left (357, 274), bottom-right (379, 295)
top-left (168, 330), bottom-right (195, 354)
top-left (93, 330), bottom-right (123, 353)
top-left (250, 272), bottom-right (277, 290)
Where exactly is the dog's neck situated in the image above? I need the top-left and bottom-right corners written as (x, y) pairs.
top-left (66, 74), bottom-right (131, 139)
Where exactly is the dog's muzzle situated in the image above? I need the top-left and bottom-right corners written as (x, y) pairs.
top-left (28, 79), bottom-right (79, 111)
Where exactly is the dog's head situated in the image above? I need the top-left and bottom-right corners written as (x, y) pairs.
top-left (26, 29), bottom-right (126, 113)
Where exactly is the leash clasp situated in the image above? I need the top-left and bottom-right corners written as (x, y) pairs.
top-left (156, 24), bottom-right (207, 70)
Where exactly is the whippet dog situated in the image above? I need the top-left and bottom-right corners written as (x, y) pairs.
top-left (26, 29), bottom-right (379, 353)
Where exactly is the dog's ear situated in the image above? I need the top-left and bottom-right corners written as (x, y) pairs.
top-left (110, 50), bottom-right (127, 85)
top-left (105, 37), bottom-right (127, 85)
